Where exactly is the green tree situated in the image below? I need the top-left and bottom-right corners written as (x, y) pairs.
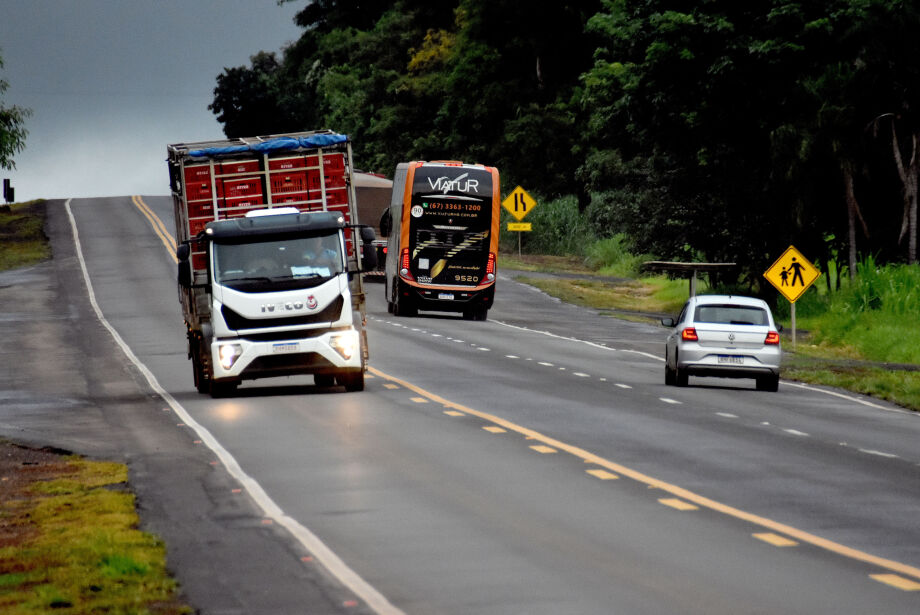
top-left (0, 53), bottom-right (31, 170)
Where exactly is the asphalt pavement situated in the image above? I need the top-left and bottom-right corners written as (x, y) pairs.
top-left (0, 200), bottom-right (376, 615)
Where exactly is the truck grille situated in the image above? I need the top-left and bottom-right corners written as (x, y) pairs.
top-left (221, 296), bottom-right (344, 330)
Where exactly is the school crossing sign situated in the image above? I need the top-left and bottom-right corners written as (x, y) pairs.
top-left (764, 245), bottom-right (821, 303)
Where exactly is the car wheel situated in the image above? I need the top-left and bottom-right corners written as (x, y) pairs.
top-left (664, 351), bottom-right (676, 385)
top-left (756, 374), bottom-right (779, 392)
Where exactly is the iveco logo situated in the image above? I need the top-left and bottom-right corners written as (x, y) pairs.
top-left (260, 296), bottom-right (318, 313)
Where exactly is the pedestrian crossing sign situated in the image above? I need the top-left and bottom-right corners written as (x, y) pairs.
top-left (764, 245), bottom-right (821, 303)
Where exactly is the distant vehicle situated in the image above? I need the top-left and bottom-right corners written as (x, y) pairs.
top-left (167, 131), bottom-right (376, 396)
top-left (661, 295), bottom-right (782, 391)
top-left (384, 161), bottom-right (500, 320)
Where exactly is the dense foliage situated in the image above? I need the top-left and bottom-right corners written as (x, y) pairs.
top-left (0, 53), bottom-right (31, 171)
top-left (210, 0), bottom-right (920, 288)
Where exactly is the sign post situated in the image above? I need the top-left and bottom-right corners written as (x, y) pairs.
top-left (501, 186), bottom-right (537, 258)
top-left (763, 245), bottom-right (821, 351)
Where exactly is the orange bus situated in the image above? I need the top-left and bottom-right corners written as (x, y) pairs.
top-left (384, 161), bottom-right (500, 320)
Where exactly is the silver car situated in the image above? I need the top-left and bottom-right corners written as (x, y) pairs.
top-left (661, 295), bottom-right (782, 391)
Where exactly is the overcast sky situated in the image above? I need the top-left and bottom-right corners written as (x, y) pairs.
top-left (0, 0), bottom-right (303, 201)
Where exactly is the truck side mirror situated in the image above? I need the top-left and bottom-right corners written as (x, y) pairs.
top-left (359, 226), bottom-right (377, 270)
top-left (177, 242), bottom-right (192, 288)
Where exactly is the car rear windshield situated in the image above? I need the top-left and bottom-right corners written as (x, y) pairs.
top-left (695, 304), bottom-right (768, 326)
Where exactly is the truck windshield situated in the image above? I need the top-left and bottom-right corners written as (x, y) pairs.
top-left (213, 233), bottom-right (344, 291)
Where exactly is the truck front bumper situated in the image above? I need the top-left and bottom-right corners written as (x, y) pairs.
top-left (210, 328), bottom-right (362, 381)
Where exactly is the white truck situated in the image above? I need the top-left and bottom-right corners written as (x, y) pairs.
top-left (167, 131), bottom-right (376, 396)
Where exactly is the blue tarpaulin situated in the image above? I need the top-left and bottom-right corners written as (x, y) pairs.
top-left (188, 134), bottom-right (348, 158)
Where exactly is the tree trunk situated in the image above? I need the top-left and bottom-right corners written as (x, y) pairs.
top-left (842, 163), bottom-right (868, 279)
top-left (890, 124), bottom-right (919, 264)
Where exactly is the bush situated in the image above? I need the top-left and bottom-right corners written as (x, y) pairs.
top-left (500, 195), bottom-right (595, 256)
top-left (584, 234), bottom-right (654, 278)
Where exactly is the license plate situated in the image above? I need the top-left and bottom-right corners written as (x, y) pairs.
top-left (438, 293), bottom-right (454, 300)
top-left (272, 342), bottom-right (299, 353)
top-left (718, 355), bottom-right (744, 365)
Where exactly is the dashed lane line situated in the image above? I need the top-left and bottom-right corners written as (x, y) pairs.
top-left (368, 364), bottom-right (920, 584)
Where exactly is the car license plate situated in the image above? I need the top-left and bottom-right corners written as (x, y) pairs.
top-left (718, 355), bottom-right (744, 365)
top-left (272, 342), bottom-right (299, 353)
top-left (438, 293), bottom-right (454, 300)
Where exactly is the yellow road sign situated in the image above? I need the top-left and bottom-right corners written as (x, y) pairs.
top-left (507, 222), bottom-right (532, 232)
top-left (764, 245), bottom-right (821, 303)
top-left (502, 186), bottom-right (537, 221)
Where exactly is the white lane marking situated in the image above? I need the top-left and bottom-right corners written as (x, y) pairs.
top-left (716, 412), bottom-right (739, 419)
top-left (660, 398), bottom-right (682, 405)
top-left (782, 381), bottom-right (913, 414)
top-left (784, 429), bottom-right (810, 437)
top-left (538, 361), bottom-right (554, 367)
top-left (66, 200), bottom-right (403, 615)
top-left (859, 449), bottom-right (899, 459)
top-left (505, 355), bottom-right (519, 359)
top-left (573, 372), bottom-right (590, 378)
top-left (492, 319), bottom-right (661, 361)
top-left (615, 384), bottom-right (632, 389)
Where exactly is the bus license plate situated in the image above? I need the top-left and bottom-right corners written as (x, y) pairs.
top-left (273, 342), bottom-right (299, 353)
top-left (718, 355), bottom-right (744, 365)
top-left (438, 293), bottom-right (454, 300)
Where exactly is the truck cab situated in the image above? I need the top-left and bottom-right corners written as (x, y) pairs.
top-left (179, 211), bottom-right (374, 396)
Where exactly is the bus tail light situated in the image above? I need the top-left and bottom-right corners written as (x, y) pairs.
top-left (681, 327), bottom-right (698, 342)
top-left (764, 331), bottom-right (781, 345)
top-left (399, 248), bottom-right (414, 280)
top-left (485, 252), bottom-right (496, 282)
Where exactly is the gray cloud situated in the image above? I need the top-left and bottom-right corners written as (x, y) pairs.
top-left (1, 0), bottom-right (302, 200)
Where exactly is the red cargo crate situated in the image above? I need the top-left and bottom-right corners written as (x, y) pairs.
top-left (275, 191), bottom-right (309, 205)
top-left (187, 199), bottom-right (215, 219)
top-left (186, 180), bottom-right (219, 201)
top-left (268, 156), bottom-right (307, 171)
top-left (221, 177), bottom-right (263, 199)
top-left (184, 164), bottom-right (212, 183)
top-left (305, 153), bottom-right (345, 172)
top-left (306, 169), bottom-right (347, 192)
top-left (224, 194), bottom-right (265, 211)
top-left (270, 171), bottom-right (308, 194)
top-left (188, 217), bottom-right (211, 236)
top-left (325, 188), bottom-right (349, 206)
top-left (191, 252), bottom-right (208, 271)
top-left (219, 160), bottom-right (260, 175)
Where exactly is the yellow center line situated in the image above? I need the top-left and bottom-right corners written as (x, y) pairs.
top-left (127, 201), bottom-right (920, 584)
top-left (368, 365), bottom-right (920, 582)
top-left (131, 195), bottom-right (177, 263)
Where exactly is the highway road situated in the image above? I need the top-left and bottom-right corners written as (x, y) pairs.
top-left (3, 195), bottom-right (919, 614)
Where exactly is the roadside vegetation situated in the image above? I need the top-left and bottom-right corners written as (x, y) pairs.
top-left (0, 440), bottom-right (191, 614)
top-left (0, 201), bottom-right (49, 270)
top-left (499, 198), bottom-right (920, 412)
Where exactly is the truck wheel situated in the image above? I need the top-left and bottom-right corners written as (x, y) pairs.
top-left (314, 374), bottom-right (335, 387)
top-left (192, 342), bottom-right (211, 394)
top-left (209, 380), bottom-right (239, 398)
top-left (337, 370), bottom-right (364, 392)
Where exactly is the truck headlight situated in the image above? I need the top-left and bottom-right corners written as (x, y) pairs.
top-left (329, 332), bottom-right (359, 360)
top-left (218, 343), bottom-right (243, 369)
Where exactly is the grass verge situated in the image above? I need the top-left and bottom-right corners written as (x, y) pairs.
top-left (0, 201), bottom-right (50, 271)
top-left (0, 441), bottom-right (191, 614)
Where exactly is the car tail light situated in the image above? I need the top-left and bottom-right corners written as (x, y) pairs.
top-left (485, 252), bottom-right (496, 281)
top-left (765, 331), bottom-right (781, 345)
top-left (681, 327), bottom-right (698, 341)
